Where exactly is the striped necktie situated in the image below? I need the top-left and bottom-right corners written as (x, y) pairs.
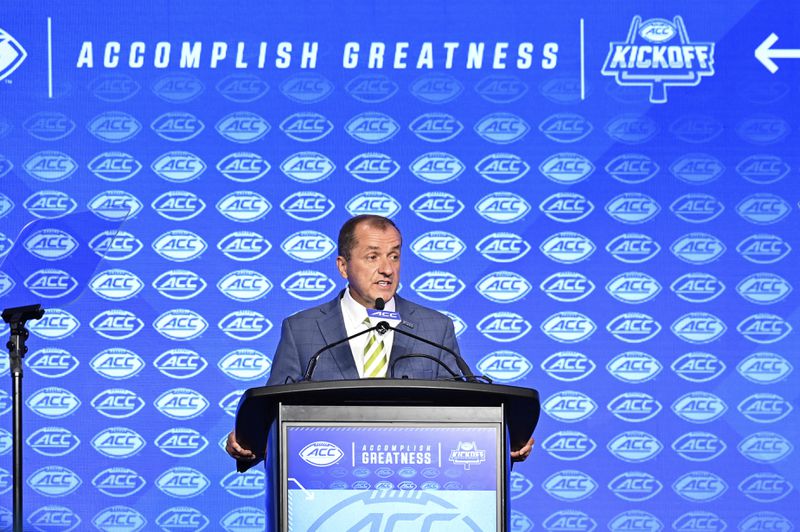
top-left (362, 317), bottom-right (387, 378)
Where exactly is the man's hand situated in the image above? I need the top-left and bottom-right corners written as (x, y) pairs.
top-left (511, 437), bottom-right (535, 462)
top-left (225, 431), bottom-right (257, 461)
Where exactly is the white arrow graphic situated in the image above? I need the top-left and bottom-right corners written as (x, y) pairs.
top-left (755, 33), bottom-right (800, 73)
top-left (288, 477), bottom-right (315, 500)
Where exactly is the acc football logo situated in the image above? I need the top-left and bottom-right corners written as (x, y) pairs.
top-left (152, 230), bottom-right (207, 261)
top-left (670, 153), bottom-right (724, 184)
top-left (475, 75), bottom-right (528, 103)
top-left (219, 349), bottom-right (271, 381)
top-left (605, 193), bottom-right (660, 224)
top-left (539, 192), bottom-right (594, 223)
top-left (606, 272), bottom-right (661, 304)
top-left (671, 352), bottom-right (726, 382)
top-left (91, 309), bottom-right (143, 340)
top-left (300, 442), bottom-right (344, 467)
top-left (737, 115), bottom-right (790, 145)
top-left (608, 392), bottom-right (662, 422)
top-left (153, 270), bottom-right (207, 300)
top-left (607, 351), bottom-right (662, 383)
top-left (476, 312), bottom-right (532, 342)
top-left (280, 73), bottom-right (333, 103)
top-left (475, 271), bottom-right (531, 303)
top-left (91, 389), bottom-right (145, 419)
top-left (409, 152), bottom-right (464, 183)
top-left (26, 427), bottom-right (80, 457)
top-left (737, 352), bottom-right (792, 384)
top-left (24, 190), bottom-right (78, 219)
top-left (89, 269), bottom-right (144, 301)
top-left (539, 113), bottom-right (593, 143)
top-left (24, 112), bottom-right (75, 141)
top-left (24, 229), bottom-right (78, 260)
top-left (217, 152), bottom-right (270, 183)
top-left (88, 152), bottom-right (142, 181)
top-left (346, 191), bottom-right (401, 218)
top-left (605, 153), bottom-right (659, 184)
top-left (155, 428), bottom-right (209, 458)
top-left (540, 272), bottom-right (595, 302)
top-left (410, 271), bottom-right (464, 301)
top-left (476, 351), bottom-right (533, 383)
top-left (216, 191), bottom-right (271, 222)
top-left (409, 113), bottom-right (463, 142)
top-left (410, 231), bottom-right (465, 263)
top-left (92, 467), bottom-right (146, 498)
top-left (216, 73), bottom-right (269, 103)
top-left (217, 270), bottom-right (272, 302)
top-left (215, 112), bottom-right (270, 143)
top-left (281, 231), bottom-right (336, 262)
top-left (0, 27), bottom-right (27, 81)
top-left (93, 506), bottom-right (147, 531)
top-left (737, 313), bottom-right (791, 344)
top-left (670, 193), bottom-right (725, 223)
top-left (409, 192), bottom-right (463, 222)
top-left (673, 472), bottom-right (727, 502)
top-left (154, 349), bottom-right (207, 380)
top-left (737, 273), bottom-right (791, 304)
top-left (670, 272), bottom-right (725, 303)
top-left (475, 192), bottom-right (530, 223)
top-left (541, 312), bottom-right (596, 343)
top-left (602, 16), bottom-right (715, 103)
top-left (543, 470), bottom-right (598, 501)
top-left (0, 271), bottom-right (13, 298)
top-left (88, 190), bottom-right (142, 221)
top-left (410, 74), bottom-right (463, 103)
top-left (737, 154), bottom-right (790, 184)
top-left (605, 114), bottom-right (658, 144)
top-left (670, 115), bottom-right (723, 143)
top-left (151, 111), bottom-right (204, 142)
top-left (540, 232), bottom-right (596, 263)
top-left (280, 112), bottom-right (333, 142)
top-left (672, 432), bottom-right (726, 462)
top-left (156, 467), bottom-right (211, 498)
top-left (281, 191), bottom-right (335, 221)
top-left (541, 352), bottom-right (595, 382)
top-left (671, 233), bottom-right (725, 264)
top-left (154, 309), bottom-right (208, 341)
top-left (90, 348), bottom-right (145, 380)
top-left (89, 230), bottom-right (143, 261)
top-left (217, 231), bottom-right (271, 261)
top-left (87, 111), bottom-right (141, 142)
top-left (739, 432), bottom-right (793, 463)
top-left (26, 348), bottom-right (79, 378)
top-left (737, 234), bottom-right (791, 264)
top-left (609, 472), bottom-right (662, 501)
top-left (606, 233), bottom-right (660, 263)
top-left (510, 471), bottom-right (534, 500)
top-left (281, 151), bottom-right (335, 183)
top-left (154, 388), bottom-right (209, 420)
top-left (157, 507), bottom-right (210, 531)
top-left (346, 153), bottom-right (400, 182)
top-left (27, 466), bottom-right (81, 497)
top-left (89, 73), bottom-right (140, 102)
top-left (671, 313), bottom-right (726, 344)
top-left (281, 270), bottom-right (336, 301)
top-left (475, 112), bottom-right (529, 144)
top-left (151, 151), bottom-right (207, 182)
top-left (152, 191), bottom-right (206, 221)
top-left (24, 269), bottom-right (78, 299)
top-left (475, 153), bottom-right (530, 183)
top-left (441, 311), bottom-right (467, 338)
top-left (739, 473), bottom-right (793, 503)
top-left (540, 153), bottom-right (595, 184)
top-left (609, 511), bottom-right (662, 532)
top-left (26, 387), bottom-right (80, 419)
top-left (346, 74), bottom-right (398, 103)
top-left (218, 310), bottom-right (272, 341)
top-left (218, 391), bottom-right (243, 418)
top-left (736, 193), bottom-right (791, 224)
top-left (738, 512), bottom-right (792, 532)
top-left (475, 233), bottom-right (531, 262)
top-left (345, 112), bottom-right (399, 143)
top-left (608, 431), bottom-right (663, 462)
top-left (672, 392), bottom-right (727, 423)
top-left (152, 73), bottom-right (204, 103)
top-left (29, 309), bottom-right (80, 340)
top-left (540, 431), bottom-right (597, 461)
top-left (738, 393), bottom-right (792, 423)
top-left (23, 150), bottom-right (78, 183)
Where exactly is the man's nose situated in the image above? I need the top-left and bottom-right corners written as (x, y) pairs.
top-left (377, 256), bottom-right (395, 274)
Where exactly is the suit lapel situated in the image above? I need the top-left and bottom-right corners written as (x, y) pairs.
top-left (316, 294), bottom-right (360, 380)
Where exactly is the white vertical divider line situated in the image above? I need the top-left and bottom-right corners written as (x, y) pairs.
top-left (47, 17), bottom-right (53, 99)
top-left (580, 18), bottom-right (586, 101)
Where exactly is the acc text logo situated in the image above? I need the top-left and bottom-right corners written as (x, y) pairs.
top-left (216, 191), bottom-right (271, 222)
top-left (475, 271), bottom-right (531, 303)
top-left (606, 233), bottom-right (660, 263)
top-left (607, 431), bottom-right (663, 462)
top-left (672, 392), bottom-right (727, 423)
top-left (345, 112), bottom-right (399, 143)
top-left (280, 112), bottom-right (333, 142)
top-left (346, 153), bottom-right (400, 182)
top-left (281, 152), bottom-right (335, 183)
top-left (605, 154), bottom-right (659, 184)
top-left (153, 309), bottom-right (208, 341)
top-left (542, 391), bottom-right (597, 422)
top-left (409, 113), bottom-right (463, 142)
top-left (540, 193), bottom-right (594, 223)
top-left (217, 152), bottom-right (270, 182)
top-left (672, 432), bottom-right (726, 462)
top-left (476, 233), bottom-right (530, 263)
top-left (540, 272), bottom-right (595, 302)
top-left (475, 113), bottom-right (529, 144)
top-left (281, 271), bottom-right (336, 301)
top-left (606, 272), bottom-right (660, 304)
top-left (671, 273), bottom-right (725, 303)
top-left (91, 348), bottom-right (145, 380)
top-left (476, 153), bottom-right (530, 183)
top-left (607, 352), bottom-right (662, 383)
top-left (476, 351), bottom-right (533, 383)
top-left (541, 431), bottom-right (597, 461)
top-left (542, 470), bottom-right (598, 501)
top-left (88, 152), bottom-right (142, 181)
top-left (607, 313), bottom-right (661, 343)
top-left (541, 312), bottom-right (596, 343)
top-left (540, 153), bottom-right (595, 184)
top-left (300, 442), bottom-right (344, 467)
top-left (672, 352), bottom-right (726, 382)
top-left (476, 312), bottom-right (532, 342)
top-left (411, 271), bottom-right (465, 301)
top-left (152, 191), bottom-right (206, 221)
top-left (217, 231), bottom-right (271, 261)
top-left (541, 352), bottom-right (596, 382)
top-left (608, 392), bottom-right (662, 422)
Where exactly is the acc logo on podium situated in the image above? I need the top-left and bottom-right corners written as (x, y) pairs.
top-left (300, 442), bottom-right (344, 467)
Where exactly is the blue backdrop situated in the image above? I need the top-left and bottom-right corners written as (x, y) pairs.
top-left (0, 0), bottom-right (798, 530)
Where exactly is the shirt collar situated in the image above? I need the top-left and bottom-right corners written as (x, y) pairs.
top-left (341, 287), bottom-right (396, 325)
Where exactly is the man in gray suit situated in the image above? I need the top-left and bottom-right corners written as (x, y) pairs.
top-left (226, 215), bottom-right (533, 461)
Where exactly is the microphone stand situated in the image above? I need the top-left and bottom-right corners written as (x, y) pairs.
top-left (302, 325), bottom-right (381, 381)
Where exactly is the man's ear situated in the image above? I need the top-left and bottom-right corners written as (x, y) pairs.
top-left (336, 256), bottom-right (348, 279)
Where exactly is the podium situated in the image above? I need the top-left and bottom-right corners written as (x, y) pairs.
top-left (234, 379), bottom-right (540, 531)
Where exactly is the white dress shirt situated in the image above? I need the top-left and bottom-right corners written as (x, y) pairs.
top-left (340, 288), bottom-right (396, 377)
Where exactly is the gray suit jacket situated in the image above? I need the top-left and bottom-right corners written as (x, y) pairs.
top-left (266, 291), bottom-right (463, 384)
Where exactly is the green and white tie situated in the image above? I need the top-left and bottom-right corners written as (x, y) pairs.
top-left (362, 317), bottom-right (387, 378)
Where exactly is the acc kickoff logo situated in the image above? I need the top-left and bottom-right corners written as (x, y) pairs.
top-left (29, 309), bottom-right (80, 340)
top-left (87, 112), bottom-right (141, 142)
top-left (26, 348), bottom-right (79, 378)
top-left (602, 16), bottom-right (714, 103)
top-left (154, 349), bottom-right (207, 380)
top-left (216, 73), bottom-right (269, 102)
top-left (737, 273), bottom-right (791, 304)
top-left (737, 234), bottom-right (791, 264)
top-left (543, 470), bottom-right (598, 502)
top-left (153, 270), bottom-right (207, 300)
top-left (151, 111), bottom-right (204, 142)
top-left (217, 270), bottom-right (272, 301)
top-left (671, 313), bottom-right (726, 344)
top-left (216, 112), bottom-right (270, 143)
top-left (672, 432), bottom-right (726, 462)
top-left (410, 271), bottom-right (464, 301)
top-left (280, 73), bottom-right (333, 103)
top-left (736, 193), bottom-right (791, 224)
top-left (91, 348), bottom-right (145, 380)
top-left (606, 193), bottom-right (660, 224)
top-left (153, 230), bottom-right (207, 261)
top-left (606, 233), bottom-right (660, 263)
top-left (154, 388), bottom-right (209, 420)
top-left (218, 310), bottom-right (272, 341)
top-left (216, 191), bottom-right (271, 222)
top-left (24, 269), bottom-right (78, 299)
top-left (737, 313), bottom-right (791, 344)
top-left (155, 428), bottom-right (209, 458)
top-left (410, 152), bottom-right (464, 183)
top-left (281, 231), bottom-right (336, 262)
top-left (26, 427), bottom-right (80, 457)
